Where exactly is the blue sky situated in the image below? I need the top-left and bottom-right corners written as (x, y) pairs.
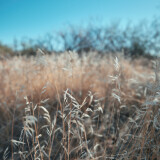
top-left (0, 0), bottom-right (160, 45)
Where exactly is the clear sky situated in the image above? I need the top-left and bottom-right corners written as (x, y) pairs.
top-left (0, 0), bottom-right (160, 45)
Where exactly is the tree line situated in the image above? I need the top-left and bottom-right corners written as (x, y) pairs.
top-left (1, 17), bottom-right (160, 58)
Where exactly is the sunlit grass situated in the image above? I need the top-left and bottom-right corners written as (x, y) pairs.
top-left (0, 51), bottom-right (159, 159)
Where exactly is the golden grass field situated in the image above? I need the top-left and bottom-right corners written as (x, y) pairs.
top-left (0, 51), bottom-right (159, 159)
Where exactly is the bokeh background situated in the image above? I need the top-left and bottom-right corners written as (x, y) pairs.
top-left (0, 0), bottom-right (160, 57)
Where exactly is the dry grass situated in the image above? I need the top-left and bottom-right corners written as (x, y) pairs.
top-left (0, 51), bottom-right (159, 159)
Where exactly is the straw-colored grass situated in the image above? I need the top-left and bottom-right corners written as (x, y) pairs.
top-left (0, 51), bottom-right (159, 159)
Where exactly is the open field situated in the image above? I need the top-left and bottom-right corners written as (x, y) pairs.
top-left (0, 51), bottom-right (160, 159)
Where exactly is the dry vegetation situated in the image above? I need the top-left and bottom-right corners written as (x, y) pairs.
top-left (0, 50), bottom-right (159, 159)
